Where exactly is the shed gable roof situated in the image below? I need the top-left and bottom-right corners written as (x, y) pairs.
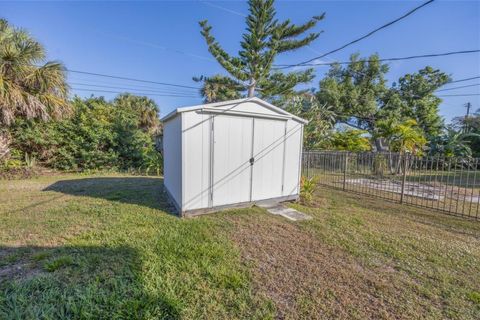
top-left (160, 97), bottom-right (307, 124)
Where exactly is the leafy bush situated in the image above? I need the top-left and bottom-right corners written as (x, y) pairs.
top-left (142, 149), bottom-right (163, 176)
top-left (283, 95), bottom-right (336, 150)
top-left (329, 130), bottom-right (372, 152)
top-left (300, 176), bottom-right (317, 205)
top-left (8, 95), bottom-right (162, 173)
top-left (1, 149), bottom-right (22, 170)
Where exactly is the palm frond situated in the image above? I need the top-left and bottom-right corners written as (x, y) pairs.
top-left (0, 19), bottom-right (70, 126)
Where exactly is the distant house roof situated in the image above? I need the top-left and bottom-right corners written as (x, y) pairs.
top-left (160, 97), bottom-right (308, 124)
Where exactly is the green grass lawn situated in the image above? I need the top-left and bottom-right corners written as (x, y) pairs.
top-left (1, 174), bottom-right (479, 319)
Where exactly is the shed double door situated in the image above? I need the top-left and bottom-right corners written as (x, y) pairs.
top-left (211, 115), bottom-right (286, 207)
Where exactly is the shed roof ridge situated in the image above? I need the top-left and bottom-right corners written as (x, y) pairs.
top-left (160, 97), bottom-right (307, 124)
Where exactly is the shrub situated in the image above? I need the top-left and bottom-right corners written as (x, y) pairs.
top-left (300, 176), bottom-right (317, 205)
top-left (24, 153), bottom-right (36, 168)
top-left (9, 95), bottom-right (162, 173)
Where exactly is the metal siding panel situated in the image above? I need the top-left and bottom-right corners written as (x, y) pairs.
top-left (181, 113), bottom-right (185, 208)
top-left (163, 115), bottom-right (182, 207)
top-left (251, 119), bottom-right (285, 201)
top-left (183, 112), bottom-right (211, 210)
top-left (282, 120), bottom-right (303, 196)
top-left (212, 116), bottom-right (253, 206)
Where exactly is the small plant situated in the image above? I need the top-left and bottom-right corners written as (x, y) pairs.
top-left (1, 148), bottom-right (22, 170)
top-left (468, 291), bottom-right (480, 304)
top-left (300, 176), bottom-right (317, 205)
top-left (44, 255), bottom-right (73, 272)
top-left (1, 158), bottom-right (22, 170)
top-left (142, 149), bottom-right (163, 176)
top-left (24, 153), bottom-right (36, 168)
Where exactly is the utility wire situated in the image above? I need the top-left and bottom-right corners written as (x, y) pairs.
top-left (69, 82), bottom-right (196, 95)
top-left (275, 0), bottom-right (436, 69)
top-left (71, 88), bottom-right (199, 98)
top-left (445, 76), bottom-right (480, 84)
top-left (68, 76), bottom-right (198, 92)
top-left (437, 93), bottom-right (480, 97)
top-left (275, 50), bottom-right (480, 68)
top-left (200, 1), bottom-right (246, 17)
top-left (66, 69), bottom-right (200, 90)
top-left (92, 30), bottom-right (215, 63)
top-left (436, 83), bottom-right (480, 92)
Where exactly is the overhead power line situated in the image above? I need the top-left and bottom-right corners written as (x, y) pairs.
top-left (436, 83), bottom-right (480, 92)
top-left (276, 0), bottom-right (436, 69)
top-left (445, 76), bottom-right (480, 84)
top-left (275, 50), bottom-right (480, 68)
top-left (437, 93), bottom-right (480, 97)
top-left (66, 69), bottom-right (200, 90)
top-left (71, 88), bottom-right (199, 98)
top-left (69, 82), bottom-right (196, 95)
top-left (68, 76), bottom-right (198, 92)
top-left (200, 1), bottom-right (246, 17)
top-left (92, 30), bottom-right (215, 63)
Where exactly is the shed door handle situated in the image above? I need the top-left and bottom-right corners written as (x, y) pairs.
top-left (249, 157), bottom-right (254, 165)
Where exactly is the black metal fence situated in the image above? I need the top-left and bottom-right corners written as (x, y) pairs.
top-left (303, 151), bottom-right (480, 219)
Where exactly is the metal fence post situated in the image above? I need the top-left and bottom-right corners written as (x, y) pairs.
top-left (306, 151), bottom-right (310, 178)
top-left (400, 153), bottom-right (408, 204)
top-left (343, 152), bottom-right (348, 191)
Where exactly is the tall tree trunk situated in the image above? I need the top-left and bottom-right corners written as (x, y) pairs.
top-left (374, 138), bottom-right (385, 152)
top-left (247, 78), bottom-right (255, 97)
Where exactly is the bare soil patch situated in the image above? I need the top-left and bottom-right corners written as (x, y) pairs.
top-left (224, 210), bottom-right (448, 319)
top-left (0, 166), bottom-right (59, 180)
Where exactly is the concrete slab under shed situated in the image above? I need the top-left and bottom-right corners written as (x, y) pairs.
top-left (258, 203), bottom-right (312, 221)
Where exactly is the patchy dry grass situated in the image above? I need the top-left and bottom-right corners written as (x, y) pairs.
top-left (0, 174), bottom-right (272, 319)
top-left (1, 174), bottom-right (479, 319)
top-left (220, 187), bottom-right (480, 319)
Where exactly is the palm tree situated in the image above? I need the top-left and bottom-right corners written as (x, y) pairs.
top-left (377, 118), bottom-right (427, 155)
top-left (113, 93), bottom-right (160, 133)
top-left (0, 19), bottom-right (70, 125)
top-left (429, 129), bottom-right (480, 158)
top-left (193, 75), bottom-right (243, 103)
top-left (0, 19), bottom-right (69, 160)
top-left (377, 118), bottom-right (427, 174)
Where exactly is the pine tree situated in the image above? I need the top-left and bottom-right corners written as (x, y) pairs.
top-left (197, 0), bottom-right (324, 101)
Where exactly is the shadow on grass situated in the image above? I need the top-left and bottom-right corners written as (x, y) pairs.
top-left (0, 244), bottom-right (180, 319)
top-left (43, 177), bottom-right (177, 215)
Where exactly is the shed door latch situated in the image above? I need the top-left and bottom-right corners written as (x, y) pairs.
top-left (249, 157), bottom-right (254, 165)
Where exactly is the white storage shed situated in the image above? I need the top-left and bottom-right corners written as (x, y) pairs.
top-left (161, 97), bottom-right (306, 217)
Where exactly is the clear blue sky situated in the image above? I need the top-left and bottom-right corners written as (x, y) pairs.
top-left (2, 0), bottom-right (479, 122)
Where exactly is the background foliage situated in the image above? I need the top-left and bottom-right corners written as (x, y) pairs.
top-left (8, 95), bottom-right (161, 172)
